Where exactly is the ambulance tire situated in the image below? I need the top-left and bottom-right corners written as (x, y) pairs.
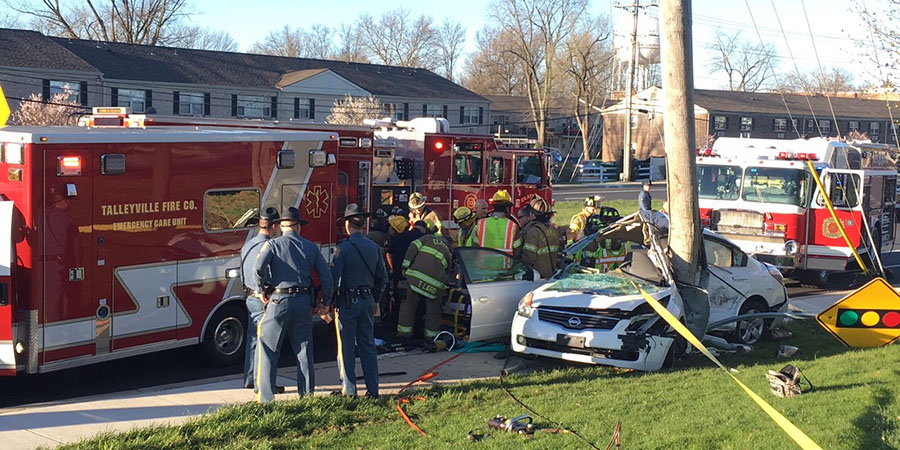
top-left (733, 298), bottom-right (769, 345)
top-left (201, 303), bottom-right (248, 367)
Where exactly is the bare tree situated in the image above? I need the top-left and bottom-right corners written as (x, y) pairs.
top-left (707, 29), bottom-right (777, 92)
top-left (336, 24), bottom-right (368, 63)
top-left (462, 28), bottom-right (527, 96)
top-left (434, 20), bottom-right (466, 82)
top-left (490, 0), bottom-right (587, 146)
top-left (250, 25), bottom-right (306, 57)
top-left (176, 27), bottom-right (237, 52)
top-left (856, 1), bottom-right (900, 82)
top-left (0, 11), bottom-right (21, 27)
top-left (778, 67), bottom-right (856, 95)
top-left (306, 24), bottom-right (335, 59)
top-left (356, 9), bottom-right (438, 69)
top-left (10, 91), bottom-right (81, 125)
top-left (6, 0), bottom-right (190, 45)
top-left (326, 95), bottom-right (384, 125)
top-left (566, 16), bottom-right (612, 160)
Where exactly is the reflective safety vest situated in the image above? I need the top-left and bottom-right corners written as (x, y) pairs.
top-left (402, 234), bottom-right (452, 299)
top-left (468, 216), bottom-right (521, 255)
top-left (457, 225), bottom-right (475, 248)
top-left (584, 239), bottom-right (632, 272)
top-left (569, 209), bottom-right (591, 242)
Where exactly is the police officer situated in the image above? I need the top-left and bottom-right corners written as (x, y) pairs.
top-left (331, 204), bottom-right (388, 398)
top-left (240, 207), bottom-right (284, 393)
top-left (398, 228), bottom-right (452, 339)
top-left (254, 207), bottom-right (334, 403)
top-left (517, 196), bottom-right (561, 279)
top-left (639, 180), bottom-right (653, 212)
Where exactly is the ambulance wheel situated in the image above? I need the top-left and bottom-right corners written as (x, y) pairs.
top-left (201, 304), bottom-right (247, 366)
top-left (733, 299), bottom-right (769, 345)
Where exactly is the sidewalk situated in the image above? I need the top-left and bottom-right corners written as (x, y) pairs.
top-left (0, 349), bottom-right (506, 449)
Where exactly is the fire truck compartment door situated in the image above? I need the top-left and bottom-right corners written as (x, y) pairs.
top-left (808, 169), bottom-right (864, 261)
top-left (456, 247), bottom-right (544, 341)
top-left (0, 201), bottom-right (14, 374)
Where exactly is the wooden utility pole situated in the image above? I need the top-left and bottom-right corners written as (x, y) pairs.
top-left (660, 0), bottom-right (701, 285)
top-left (619, 0), bottom-right (640, 182)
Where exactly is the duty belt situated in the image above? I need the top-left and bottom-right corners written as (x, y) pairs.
top-left (270, 286), bottom-right (311, 300)
top-left (341, 286), bottom-right (374, 297)
top-left (244, 287), bottom-right (265, 298)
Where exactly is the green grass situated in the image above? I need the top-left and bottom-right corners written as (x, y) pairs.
top-left (61, 321), bottom-right (900, 449)
top-left (552, 199), bottom-right (664, 228)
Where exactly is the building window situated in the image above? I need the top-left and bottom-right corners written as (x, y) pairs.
top-left (493, 115), bottom-right (508, 126)
top-left (713, 116), bottom-right (727, 131)
top-left (740, 117), bottom-right (753, 131)
top-left (462, 106), bottom-right (479, 125)
top-left (118, 89), bottom-right (146, 113)
top-left (806, 119), bottom-right (815, 134)
top-left (791, 119), bottom-right (799, 132)
top-left (179, 92), bottom-right (204, 115)
top-left (204, 189), bottom-right (260, 232)
top-left (423, 104), bottom-right (442, 118)
top-left (870, 122), bottom-right (880, 136)
top-left (384, 103), bottom-right (406, 121)
top-left (49, 80), bottom-right (80, 103)
top-left (819, 120), bottom-right (830, 135)
top-left (849, 121), bottom-right (859, 132)
top-left (236, 95), bottom-right (271, 118)
top-left (773, 118), bottom-right (787, 133)
top-left (296, 98), bottom-right (311, 119)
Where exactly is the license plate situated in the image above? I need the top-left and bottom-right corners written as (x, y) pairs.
top-left (557, 334), bottom-right (585, 348)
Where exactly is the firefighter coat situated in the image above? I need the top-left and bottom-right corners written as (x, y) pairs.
top-left (409, 207), bottom-right (442, 234)
top-left (580, 238), bottom-right (632, 272)
top-left (401, 234), bottom-right (452, 300)
top-left (569, 209), bottom-right (592, 242)
top-left (518, 221), bottom-right (561, 279)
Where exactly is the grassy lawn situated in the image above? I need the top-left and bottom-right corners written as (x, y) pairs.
top-left (63, 321), bottom-right (900, 449)
top-left (551, 199), bottom-right (664, 228)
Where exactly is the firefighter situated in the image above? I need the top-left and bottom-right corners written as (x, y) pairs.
top-left (366, 209), bottom-right (391, 250)
top-left (408, 192), bottom-right (442, 234)
top-left (467, 190), bottom-right (522, 255)
top-left (518, 196), bottom-right (561, 279)
top-left (452, 206), bottom-right (477, 247)
top-left (578, 216), bottom-right (632, 271)
top-left (240, 207), bottom-right (284, 393)
top-left (387, 220), bottom-right (427, 335)
top-left (570, 195), bottom-right (602, 242)
top-left (332, 204), bottom-right (388, 398)
top-left (397, 228), bottom-right (452, 339)
top-left (253, 207), bottom-right (334, 403)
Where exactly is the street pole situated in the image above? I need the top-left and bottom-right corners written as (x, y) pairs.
top-left (660, 0), bottom-right (701, 285)
top-left (621, 0), bottom-right (639, 182)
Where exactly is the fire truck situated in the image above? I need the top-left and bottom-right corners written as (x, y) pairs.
top-left (0, 124), bottom-right (339, 375)
top-left (365, 117), bottom-right (553, 226)
top-left (697, 137), bottom-right (897, 286)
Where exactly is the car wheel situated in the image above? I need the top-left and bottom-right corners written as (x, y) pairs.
top-left (733, 299), bottom-right (768, 345)
top-left (201, 304), bottom-right (247, 367)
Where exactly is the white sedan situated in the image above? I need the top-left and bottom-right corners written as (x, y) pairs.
top-left (504, 213), bottom-right (788, 371)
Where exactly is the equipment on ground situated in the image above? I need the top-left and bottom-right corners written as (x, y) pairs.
top-left (766, 365), bottom-right (813, 398)
top-left (486, 415), bottom-right (535, 438)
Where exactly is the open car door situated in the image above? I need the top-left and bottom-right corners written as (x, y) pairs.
top-left (456, 247), bottom-right (545, 341)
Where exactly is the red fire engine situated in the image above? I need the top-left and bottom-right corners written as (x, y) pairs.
top-left (0, 124), bottom-right (339, 375)
top-left (697, 137), bottom-right (897, 286)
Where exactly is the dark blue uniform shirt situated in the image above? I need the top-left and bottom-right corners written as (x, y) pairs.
top-left (240, 233), bottom-right (269, 292)
top-left (254, 230), bottom-right (334, 300)
top-left (638, 190), bottom-right (652, 212)
top-left (331, 232), bottom-right (388, 303)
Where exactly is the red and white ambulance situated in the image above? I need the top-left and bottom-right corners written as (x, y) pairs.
top-left (697, 137), bottom-right (897, 285)
top-left (0, 124), bottom-right (339, 375)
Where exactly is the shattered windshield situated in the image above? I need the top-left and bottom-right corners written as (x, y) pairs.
top-left (546, 269), bottom-right (665, 296)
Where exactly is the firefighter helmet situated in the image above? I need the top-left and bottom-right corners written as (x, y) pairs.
top-left (408, 192), bottom-right (426, 209)
top-left (584, 195), bottom-right (602, 208)
top-left (585, 214), bottom-right (606, 235)
top-left (453, 206), bottom-right (476, 223)
top-left (388, 215), bottom-right (409, 233)
top-left (529, 196), bottom-right (552, 215)
top-left (492, 189), bottom-right (512, 205)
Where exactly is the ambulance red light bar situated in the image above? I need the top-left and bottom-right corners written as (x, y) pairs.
top-left (433, 140), bottom-right (445, 152)
top-left (776, 151), bottom-right (818, 161)
top-left (696, 148), bottom-right (717, 157)
top-left (57, 156), bottom-right (82, 176)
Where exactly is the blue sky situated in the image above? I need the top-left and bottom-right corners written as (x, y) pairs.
top-left (187, 0), bottom-right (873, 90)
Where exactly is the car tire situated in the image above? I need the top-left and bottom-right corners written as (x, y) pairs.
top-left (200, 303), bottom-right (247, 367)
top-left (733, 299), bottom-right (768, 345)
top-left (798, 270), bottom-right (829, 289)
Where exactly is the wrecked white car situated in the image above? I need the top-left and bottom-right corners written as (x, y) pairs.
top-left (509, 212), bottom-right (788, 372)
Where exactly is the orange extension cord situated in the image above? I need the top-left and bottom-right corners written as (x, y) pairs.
top-left (395, 351), bottom-right (465, 436)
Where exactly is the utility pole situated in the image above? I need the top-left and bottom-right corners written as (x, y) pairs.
top-left (660, 0), bottom-right (700, 285)
top-left (616, 0), bottom-right (641, 182)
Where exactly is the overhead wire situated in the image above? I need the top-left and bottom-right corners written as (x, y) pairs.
top-left (769, 0), bottom-right (823, 137)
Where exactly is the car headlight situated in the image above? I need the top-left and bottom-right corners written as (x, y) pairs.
top-left (783, 240), bottom-right (798, 255)
top-left (517, 292), bottom-right (534, 318)
top-left (764, 263), bottom-right (785, 285)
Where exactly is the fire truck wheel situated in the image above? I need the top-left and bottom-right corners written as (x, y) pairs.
top-left (733, 298), bottom-right (769, 345)
top-left (798, 270), bottom-right (829, 289)
top-left (201, 304), bottom-right (247, 366)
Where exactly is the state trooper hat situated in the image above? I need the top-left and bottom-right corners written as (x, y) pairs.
top-left (259, 207), bottom-right (280, 223)
top-left (337, 203), bottom-right (370, 222)
top-left (276, 206), bottom-right (308, 225)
